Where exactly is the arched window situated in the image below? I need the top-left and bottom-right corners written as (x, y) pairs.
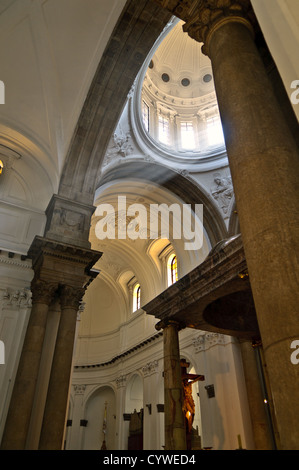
top-left (180, 121), bottom-right (195, 150)
top-left (158, 114), bottom-right (170, 146)
top-left (167, 253), bottom-right (178, 286)
top-left (133, 283), bottom-right (141, 312)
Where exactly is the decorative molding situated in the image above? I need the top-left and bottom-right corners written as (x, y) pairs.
top-left (0, 287), bottom-right (32, 308)
top-left (59, 284), bottom-right (86, 310)
top-left (142, 360), bottom-right (159, 377)
top-left (192, 332), bottom-right (226, 353)
top-left (77, 301), bottom-right (86, 321)
top-left (74, 331), bottom-right (163, 370)
top-left (0, 144), bottom-right (22, 171)
top-left (116, 375), bottom-right (127, 389)
top-left (0, 253), bottom-right (32, 271)
top-left (31, 279), bottom-right (57, 306)
top-left (151, 0), bottom-right (256, 56)
top-left (74, 384), bottom-right (86, 395)
top-left (103, 126), bottom-right (134, 167)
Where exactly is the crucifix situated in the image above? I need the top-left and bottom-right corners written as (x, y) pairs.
top-left (180, 359), bottom-right (205, 448)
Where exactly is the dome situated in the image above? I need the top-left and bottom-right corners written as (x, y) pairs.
top-left (138, 20), bottom-right (226, 162)
top-left (145, 20), bottom-right (214, 101)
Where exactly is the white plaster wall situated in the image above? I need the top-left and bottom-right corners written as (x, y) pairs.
top-left (252, 0), bottom-right (299, 122)
top-left (70, 329), bottom-right (254, 451)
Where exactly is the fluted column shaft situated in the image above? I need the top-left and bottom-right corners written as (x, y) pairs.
top-left (163, 321), bottom-right (186, 450)
top-left (38, 285), bottom-right (85, 450)
top-left (0, 280), bottom-right (57, 449)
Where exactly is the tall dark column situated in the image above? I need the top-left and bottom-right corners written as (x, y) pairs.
top-left (180, 0), bottom-right (299, 450)
top-left (0, 280), bottom-right (57, 449)
top-left (239, 340), bottom-right (275, 449)
top-left (1, 236), bottom-right (101, 450)
top-left (38, 285), bottom-right (85, 449)
top-left (157, 320), bottom-right (187, 450)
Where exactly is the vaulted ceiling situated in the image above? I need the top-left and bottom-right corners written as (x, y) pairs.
top-left (0, 0), bottom-right (127, 206)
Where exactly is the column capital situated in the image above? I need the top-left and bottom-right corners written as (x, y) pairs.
top-left (153, 0), bottom-right (256, 56)
top-left (31, 279), bottom-right (58, 305)
top-left (182, 0), bottom-right (256, 56)
top-left (155, 318), bottom-right (186, 332)
top-left (59, 284), bottom-right (86, 310)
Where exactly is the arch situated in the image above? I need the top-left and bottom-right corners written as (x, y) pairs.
top-left (125, 373), bottom-right (143, 414)
top-left (57, 1), bottom-right (173, 205)
top-left (97, 161), bottom-right (228, 247)
top-left (82, 385), bottom-right (116, 450)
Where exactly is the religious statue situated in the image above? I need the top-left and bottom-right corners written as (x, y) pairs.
top-left (180, 359), bottom-right (204, 447)
top-left (211, 174), bottom-right (233, 214)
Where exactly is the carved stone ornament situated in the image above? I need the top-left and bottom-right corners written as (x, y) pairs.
top-left (1, 288), bottom-right (32, 308)
top-left (192, 332), bottom-right (226, 352)
top-left (31, 279), bottom-right (58, 305)
top-left (60, 285), bottom-right (86, 310)
top-left (103, 126), bottom-right (133, 166)
top-left (116, 375), bottom-right (127, 389)
top-left (211, 173), bottom-right (233, 214)
top-left (153, 0), bottom-right (256, 56)
top-left (142, 360), bottom-right (159, 377)
top-left (74, 384), bottom-right (86, 395)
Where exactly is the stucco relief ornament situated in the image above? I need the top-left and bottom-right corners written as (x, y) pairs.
top-left (103, 127), bottom-right (133, 166)
top-left (211, 173), bottom-right (233, 214)
top-left (31, 279), bottom-right (57, 305)
top-left (176, 0), bottom-right (255, 56)
top-left (113, 127), bottom-right (133, 158)
top-left (1, 288), bottom-right (32, 307)
top-left (60, 285), bottom-right (86, 310)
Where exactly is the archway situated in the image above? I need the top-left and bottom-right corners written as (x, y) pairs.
top-left (82, 386), bottom-right (116, 450)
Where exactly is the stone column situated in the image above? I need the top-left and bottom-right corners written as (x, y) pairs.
top-left (181, 0), bottom-right (299, 449)
top-left (158, 320), bottom-right (186, 450)
top-left (25, 297), bottom-right (61, 449)
top-left (0, 279), bottom-right (57, 449)
top-left (38, 284), bottom-right (85, 450)
top-left (239, 340), bottom-right (274, 449)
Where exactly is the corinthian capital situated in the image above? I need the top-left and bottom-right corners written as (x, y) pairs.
top-left (60, 284), bottom-right (86, 310)
top-left (153, 0), bottom-right (256, 56)
top-left (184, 0), bottom-right (256, 54)
top-left (31, 279), bottom-right (58, 305)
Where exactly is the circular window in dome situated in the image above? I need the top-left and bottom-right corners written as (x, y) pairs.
top-left (181, 78), bottom-right (190, 87)
top-left (131, 19), bottom-right (227, 170)
top-left (203, 73), bottom-right (212, 83)
top-left (149, 60), bottom-right (154, 69)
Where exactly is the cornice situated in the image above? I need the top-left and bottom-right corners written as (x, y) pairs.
top-left (0, 252), bottom-right (32, 270)
top-left (74, 331), bottom-right (163, 370)
top-left (28, 236), bottom-right (102, 272)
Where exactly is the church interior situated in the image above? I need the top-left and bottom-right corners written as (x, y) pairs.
top-left (0, 0), bottom-right (298, 451)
